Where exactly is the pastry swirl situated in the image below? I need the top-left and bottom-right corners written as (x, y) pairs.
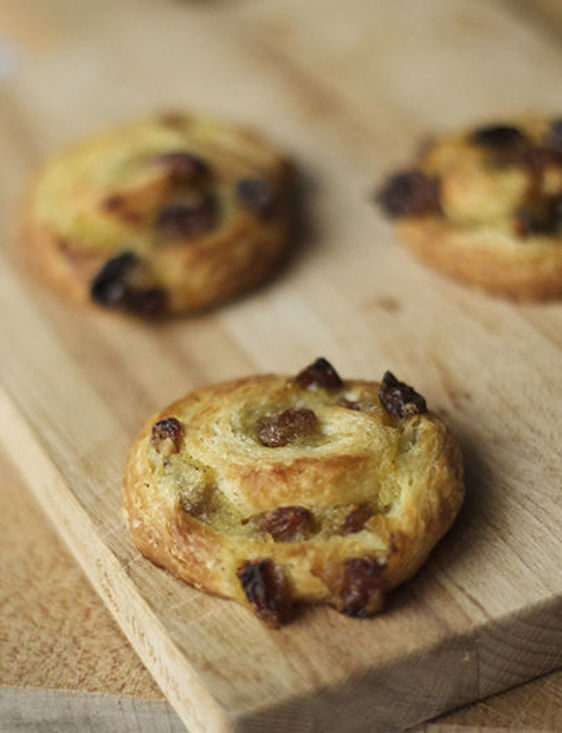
top-left (24, 112), bottom-right (291, 315)
top-left (377, 117), bottom-right (562, 299)
top-left (123, 359), bottom-right (464, 626)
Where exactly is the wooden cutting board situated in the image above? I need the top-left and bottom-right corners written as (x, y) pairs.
top-left (0, 1), bottom-right (561, 731)
top-left (1, 439), bottom-right (561, 732)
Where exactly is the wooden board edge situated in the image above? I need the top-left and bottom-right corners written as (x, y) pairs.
top-left (232, 598), bottom-right (562, 732)
top-left (0, 383), bottom-right (230, 733)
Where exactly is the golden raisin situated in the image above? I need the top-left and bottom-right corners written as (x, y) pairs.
top-left (256, 408), bottom-right (318, 447)
top-left (340, 505), bottom-right (373, 536)
top-left (256, 506), bottom-right (314, 541)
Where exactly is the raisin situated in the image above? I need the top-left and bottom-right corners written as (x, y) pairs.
top-left (178, 480), bottom-right (208, 516)
top-left (237, 559), bottom-right (292, 626)
top-left (547, 119), bottom-right (562, 150)
top-left (90, 252), bottom-right (166, 315)
top-left (156, 196), bottom-right (216, 238)
top-left (340, 505), bottom-right (373, 536)
top-left (256, 408), bottom-right (318, 448)
top-left (294, 357), bottom-right (343, 390)
top-left (525, 145), bottom-right (562, 170)
top-left (552, 195), bottom-right (562, 229)
top-left (514, 210), bottom-right (548, 237)
top-left (123, 287), bottom-right (167, 316)
top-left (376, 170), bottom-right (441, 218)
top-left (378, 371), bottom-right (427, 418)
top-left (236, 178), bottom-right (276, 216)
top-left (339, 556), bottom-right (385, 617)
top-left (515, 194), bottom-right (562, 237)
top-left (470, 124), bottom-right (527, 148)
top-left (154, 151), bottom-right (208, 184)
top-left (498, 143), bottom-right (562, 170)
top-left (90, 252), bottom-right (137, 307)
top-left (151, 417), bottom-right (183, 457)
top-left (256, 506), bottom-right (314, 541)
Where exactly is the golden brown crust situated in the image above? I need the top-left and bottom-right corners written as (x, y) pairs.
top-left (377, 117), bottom-right (562, 299)
top-left (396, 218), bottom-right (562, 299)
top-left (123, 360), bottom-right (464, 625)
top-left (23, 113), bottom-right (292, 316)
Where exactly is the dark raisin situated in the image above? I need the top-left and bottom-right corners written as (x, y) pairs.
top-left (487, 137), bottom-right (562, 170)
top-left (515, 211), bottom-right (539, 237)
top-left (90, 252), bottom-right (137, 306)
top-left (339, 556), bottom-right (385, 617)
top-left (151, 417), bottom-right (183, 456)
top-left (552, 195), bottom-right (562, 228)
top-left (378, 371), bottom-right (427, 418)
top-left (90, 252), bottom-right (166, 315)
top-left (294, 357), bottom-right (343, 390)
top-left (376, 170), bottom-right (441, 218)
top-left (123, 287), bottom-right (167, 316)
top-left (256, 408), bottom-right (318, 448)
top-left (515, 194), bottom-right (562, 237)
top-left (515, 210), bottom-right (551, 237)
top-left (470, 125), bottom-right (527, 148)
top-left (547, 119), bottom-right (562, 149)
top-left (256, 506), bottom-right (314, 541)
top-left (526, 145), bottom-right (562, 170)
top-left (236, 178), bottom-right (276, 216)
top-left (237, 559), bottom-right (292, 626)
top-left (154, 151), bottom-right (208, 184)
top-left (340, 505), bottom-right (373, 536)
top-left (156, 197), bottom-right (216, 239)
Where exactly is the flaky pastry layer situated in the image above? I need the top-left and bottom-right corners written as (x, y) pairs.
top-left (377, 117), bottom-right (562, 299)
top-left (24, 113), bottom-right (291, 315)
top-left (123, 361), bottom-right (464, 625)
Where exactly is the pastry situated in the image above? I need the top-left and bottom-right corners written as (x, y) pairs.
top-left (24, 112), bottom-right (291, 315)
top-left (123, 358), bottom-right (464, 626)
top-left (376, 117), bottom-right (562, 299)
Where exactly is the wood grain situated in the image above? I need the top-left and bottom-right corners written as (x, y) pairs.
top-left (0, 0), bottom-right (561, 731)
